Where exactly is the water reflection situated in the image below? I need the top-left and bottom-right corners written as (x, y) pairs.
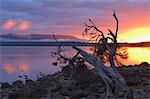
top-left (0, 46), bottom-right (62, 82)
top-left (127, 47), bottom-right (150, 65)
top-left (0, 46), bottom-right (149, 82)
top-left (2, 64), bottom-right (16, 74)
top-left (19, 63), bottom-right (30, 73)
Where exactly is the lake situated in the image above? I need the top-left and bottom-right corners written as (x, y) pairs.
top-left (0, 46), bottom-right (150, 82)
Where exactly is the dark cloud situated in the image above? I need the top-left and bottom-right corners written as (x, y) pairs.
top-left (0, 0), bottom-right (150, 36)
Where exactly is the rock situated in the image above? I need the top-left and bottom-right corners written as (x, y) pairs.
top-left (85, 83), bottom-right (104, 93)
top-left (72, 64), bottom-right (100, 90)
top-left (63, 81), bottom-right (79, 91)
top-left (61, 65), bottom-right (71, 77)
top-left (143, 88), bottom-right (150, 98)
top-left (139, 62), bottom-right (149, 66)
top-left (50, 92), bottom-right (66, 99)
top-left (12, 80), bottom-right (23, 88)
top-left (2, 62), bottom-right (150, 98)
top-left (1, 83), bottom-right (12, 89)
top-left (125, 77), bottom-right (138, 86)
top-left (78, 83), bottom-right (89, 90)
top-left (132, 88), bottom-right (145, 98)
top-left (143, 81), bottom-right (150, 86)
top-left (120, 71), bottom-right (134, 77)
top-left (25, 79), bottom-right (35, 87)
top-left (59, 87), bottom-right (70, 96)
top-left (88, 92), bottom-right (101, 97)
top-left (115, 91), bottom-right (126, 98)
top-left (52, 62), bottom-right (58, 66)
top-left (114, 89), bottom-right (133, 99)
top-left (32, 87), bottom-right (48, 97)
top-left (127, 89), bottom-right (134, 99)
top-left (98, 87), bottom-right (106, 94)
top-left (58, 79), bottom-right (79, 96)
top-left (87, 95), bottom-right (96, 99)
top-left (51, 82), bottom-right (62, 92)
top-left (69, 90), bottom-right (87, 98)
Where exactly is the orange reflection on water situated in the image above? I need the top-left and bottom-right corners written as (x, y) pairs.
top-left (3, 64), bottom-right (16, 74)
top-left (127, 47), bottom-right (150, 64)
top-left (19, 63), bottom-right (30, 73)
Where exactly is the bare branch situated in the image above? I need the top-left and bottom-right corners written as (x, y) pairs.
top-left (113, 11), bottom-right (118, 37)
top-left (108, 29), bottom-right (116, 40)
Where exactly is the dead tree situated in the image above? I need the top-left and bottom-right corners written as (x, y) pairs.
top-left (73, 12), bottom-right (131, 98)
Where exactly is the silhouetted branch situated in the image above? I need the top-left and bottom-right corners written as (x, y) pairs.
top-left (74, 12), bottom-right (131, 98)
top-left (113, 11), bottom-right (118, 37)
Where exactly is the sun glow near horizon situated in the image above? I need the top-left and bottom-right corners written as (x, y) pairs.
top-left (76, 27), bottom-right (150, 43)
top-left (127, 47), bottom-right (150, 65)
top-left (118, 27), bottom-right (150, 43)
top-left (117, 27), bottom-right (150, 64)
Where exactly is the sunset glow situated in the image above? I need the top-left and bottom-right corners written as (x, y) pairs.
top-left (19, 63), bottom-right (30, 73)
top-left (0, 0), bottom-right (150, 83)
top-left (1, 0), bottom-right (149, 38)
top-left (3, 64), bottom-right (16, 74)
top-left (2, 19), bottom-right (16, 30)
top-left (1, 19), bottom-right (31, 31)
top-left (18, 21), bottom-right (31, 31)
top-left (118, 28), bottom-right (150, 43)
top-left (127, 47), bottom-right (150, 64)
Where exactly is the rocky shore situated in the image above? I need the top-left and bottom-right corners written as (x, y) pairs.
top-left (0, 62), bottom-right (150, 99)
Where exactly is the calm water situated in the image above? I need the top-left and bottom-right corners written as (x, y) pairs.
top-left (0, 46), bottom-right (150, 82)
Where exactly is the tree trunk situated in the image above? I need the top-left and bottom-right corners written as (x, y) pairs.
top-left (73, 46), bottom-right (130, 98)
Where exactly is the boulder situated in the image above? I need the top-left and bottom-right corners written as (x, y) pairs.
top-left (139, 62), bottom-right (149, 66)
top-left (51, 82), bottom-right (62, 92)
top-left (125, 77), bottom-right (138, 86)
top-left (1, 83), bottom-right (12, 89)
top-left (32, 87), bottom-right (48, 97)
top-left (63, 81), bottom-right (79, 91)
top-left (61, 65), bottom-right (71, 77)
top-left (85, 83), bottom-right (104, 93)
top-left (98, 87), bottom-right (106, 94)
top-left (59, 87), bottom-right (70, 96)
top-left (25, 79), bottom-right (35, 87)
top-left (12, 80), bottom-right (23, 88)
top-left (72, 64), bottom-right (100, 90)
top-left (69, 90), bottom-right (87, 98)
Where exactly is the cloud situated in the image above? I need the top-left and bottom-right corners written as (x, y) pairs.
top-left (1, 19), bottom-right (31, 31)
top-left (18, 21), bottom-right (31, 31)
top-left (2, 19), bottom-right (16, 30)
top-left (0, 0), bottom-right (150, 36)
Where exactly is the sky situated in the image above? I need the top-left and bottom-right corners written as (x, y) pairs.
top-left (0, 0), bottom-right (150, 42)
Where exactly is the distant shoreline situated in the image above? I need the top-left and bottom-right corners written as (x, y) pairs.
top-left (0, 41), bottom-right (150, 47)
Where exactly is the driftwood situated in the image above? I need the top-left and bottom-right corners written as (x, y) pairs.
top-left (52, 12), bottom-right (132, 98)
top-left (73, 12), bottom-right (131, 98)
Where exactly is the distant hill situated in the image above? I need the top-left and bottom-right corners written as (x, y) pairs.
top-left (0, 34), bottom-right (150, 47)
top-left (0, 34), bottom-right (80, 40)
